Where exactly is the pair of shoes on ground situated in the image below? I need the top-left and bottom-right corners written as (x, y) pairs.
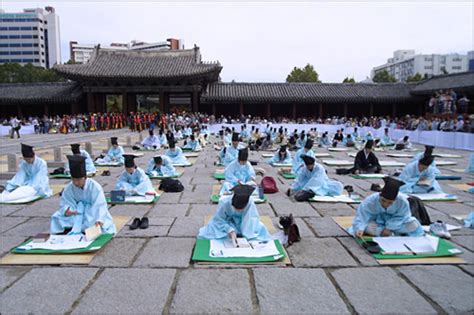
top-left (130, 217), bottom-right (149, 230)
top-left (101, 170), bottom-right (110, 176)
top-left (429, 220), bottom-right (451, 239)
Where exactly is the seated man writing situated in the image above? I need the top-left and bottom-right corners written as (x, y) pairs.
top-left (395, 136), bottom-right (412, 150)
top-left (219, 133), bottom-right (240, 166)
top-left (198, 185), bottom-right (271, 241)
top-left (399, 155), bottom-right (442, 194)
top-left (342, 134), bottom-right (355, 147)
top-left (145, 155), bottom-right (177, 177)
top-left (292, 139), bottom-right (315, 174)
top-left (220, 148), bottom-right (256, 195)
top-left (140, 129), bottom-right (160, 150)
top-left (379, 128), bottom-right (394, 146)
top-left (412, 145), bottom-right (440, 175)
top-left (349, 177), bottom-right (424, 237)
top-left (182, 134), bottom-right (202, 152)
top-left (165, 140), bottom-right (189, 165)
top-left (115, 154), bottom-right (156, 196)
top-left (287, 155), bottom-right (343, 202)
top-left (50, 155), bottom-right (116, 235)
top-left (0, 143), bottom-right (52, 202)
top-left (268, 145), bottom-right (292, 165)
top-left (351, 140), bottom-right (382, 174)
top-left (65, 143), bottom-right (96, 175)
top-left (95, 137), bottom-right (124, 165)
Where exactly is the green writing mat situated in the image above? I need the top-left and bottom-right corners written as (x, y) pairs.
top-left (280, 173), bottom-right (295, 179)
top-left (214, 172), bottom-right (225, 180)
top-left (435, 175), bottom-right (462, 180)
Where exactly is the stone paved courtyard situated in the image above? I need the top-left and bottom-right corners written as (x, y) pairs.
top-left (0, 130), bottom-right (473, 314)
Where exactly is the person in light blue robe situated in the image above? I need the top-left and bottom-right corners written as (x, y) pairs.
top-left (467, 154), bottom-right (474, 173)
top-left (65, 144), bottom-right (96, 175)
top-left (288, 155), bottom-right (343, 200)
top-left (348, 177), bottom-right (423, 237)
top-left (115, 155), bottom-right (156, 196)
top-left (165, 140), bottom-right (189, 165)
top-left (296, 133), bottom-right (307, 149)
top-left (158, 130), bottom-right (168, 147)
top-left (319, 132), bottom-right (331, 147)
top-left (220, 149), bottom-right (256, 195)
top-left (240, 125), bottom-right (250, 141)
top-left (183, 126), bottom-right (193, 137)
top-left (292, 139), bottom-right (315, 174)
top-left (4, 143), bottom-right (52, 198)
top-left (198, 185), bottom-right (271, 241)
top-left (50, 155), bottom-right (116, 235)
top-left (412, 145), bottom-right (440, 175)
top-left (141, 130), bottom-right (161, 149)
top-left (96, 137), bottom-right (124, 164)
top-left (182, 135), bottom-right (202, 151)
top-left (399, 156), bottom-right (442, 194)
top-left (342, 134), bottom-right (355, 147)
top-left (224, 131), bottom-right (232, 146)
top-left (380, 128), bottom-right (394, 146)
top-left (351, 128), bottom-right (360, 140)
top-left (268, 145), bottom-right (292, 165)
top-left (145, 155), bottom-right (177, 177)
top-left (221, 133), bottom-right (240, 166)
top-left (365, 131), bottom-right (374, 142)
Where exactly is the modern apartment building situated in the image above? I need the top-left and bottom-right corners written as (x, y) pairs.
top-left (0, 7), bottom-right (61, 69)
top-left (372, 50), bottom-right (469, 82)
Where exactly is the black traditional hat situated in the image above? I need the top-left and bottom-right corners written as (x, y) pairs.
top-left (232, 133), bottom-right (239, 142)
top-left (381, 177), bottom-right (404, 200)
top-left (153, 155), bottom-right (163, 164)
top-left (123, 154), bottom-right (136, 168)
top-left (111, 137), bottom-right (118, 145)
top-left (302, 155), bottom-right (315, 165)
top-left (419, 154), bottom-right (434, 166)
top-left (67, 155), bottom-right (87, 178)
top-left (70, 143), bottom-right (81, 155)
top-left (21, 143), bottom-right (34, 158)
top-left (238, 148), bottom-right (249, 161)
top-left (304, 139), bottom-right (314, 149)
top-left (231, 185), bottom-right (255, 209)
top-left (365, 140), bottom-right (374, 149)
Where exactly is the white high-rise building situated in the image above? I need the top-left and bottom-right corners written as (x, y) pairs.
top-left (371, 50), bottom-right (469, 82)
top-left (70, 38), bottom-right (184, 64)
top-left (0, 7), bottom-right (61, 69)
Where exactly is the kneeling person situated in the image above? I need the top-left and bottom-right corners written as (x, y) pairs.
top-left (146, 155), bottom-right (177, 177)
top-left (65, 143), bottom-right (96, 175)
top-left (352, 140), bottom-right (381, 174)
top-left (198, 185), bottom-right (271, 241)
top-left (50, 155), bottom-right (116, 235)
top-left (115, 154), bottom-right (156, 196)
top-left (350, 177), bottom-right (423, 237)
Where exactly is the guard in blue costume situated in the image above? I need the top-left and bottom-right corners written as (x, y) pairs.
top-left (1, 143), bottom-right (52, 201)
top-left (141, 129), bottom-right (161, 149)
top-left (268, 145), bottom-right (292, 165)
top-left (349, 177), bottom-right (424, 237)
top-left (65, 144), bottom-right (96, 175)
top-left (399, 155), bottom-right (442, 194)
top-left (50, 155), bottom-right (116, 235)
top-left (292, 139), bottom-right (316, 173)
top-left (198, 185), bottom-right (271, 241)
top-left (165, 140), bottom-right (189, 165)
top-left (220, 149), bottom-right (256, 195)
top-left (288, 155), bottom-right (343, 202)
top-left (95, 137), bottom-right (124, 164)
top-left (380, 128), bottom-right (395, 146)
top-left (183, 134), bottom-right (202, 151)
top-left (145, 155), bottom-right (177, 177)
top-left (115, 154), bottom-right (156, 196)
top-left (412, 145), bottom-right (440, 175)
top-left (221, 133), bottom-right (240, 166)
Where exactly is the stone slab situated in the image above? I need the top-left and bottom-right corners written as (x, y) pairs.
top-left (118, 225), bottom-right (169, 237)
top-left (0, 267), bottom-right (30, 292)
top-left (156, 191), bottom-right (182, 204)
top-left (287, 238), bottom-right (357, 267)
top-left (0, 268), bottom-right (97, 314)
top-left (451, 235), bottom-right (474, 252)
top-left (311, 203), bottom-right (356, 217)
top-left (168, 217), bottom-right (204, 237)
top-left (187, 204), bottom-right (218, 217)
top-left (332, 267), bottom-right (436, 314)
top-left (148, 203), bottom-right (189, 217)
top-left (337, 237), bottom-right (378, 266)
top-left (306, 217), bottom-right (349, 237)
top-left (270, 198), bottom-right (320, 217)
top-left (3, 217), bottom-right (50, 237)
top-left (90, 238), bottom-right (147, 267)
top-left (108, 204), bottom-right (150, 217)
top-left (254, 268), bottom-right (349, 314)
top-left (171, 269), bottom-right (253, 314)
top-left (0, 216), bottom-right (29, 234)
top-left (73, 268), bottom-right (175, 314)
top-left (0, 236), bottom-right (27, 257)
top-left (133, 237), bottom-right (194, 268)
top-left (399, 265), bottom-right (474, 314)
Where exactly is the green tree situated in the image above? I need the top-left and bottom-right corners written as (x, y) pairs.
top-left (372, 70), bottom-right (397, 83)
top-left (406, 72), bottom-right (424, 82)
top-left (342, 77), bottom-right (355, 83)
top-left (0, 62), bottom-right (64, 83)
top-left (286, 63), bottom-right (321, 82)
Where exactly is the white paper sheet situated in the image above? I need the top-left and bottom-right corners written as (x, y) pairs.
top-left (386, 153), bottom-right (414, 158)
top-left (328, 148), bottom-right (349, 152)
top-left (347, 152), bottom-right (357, 158)
top-left (322, 159), bottom-right (353, 166)
top-left (272, 163), bottom-right (292, 167)
top-left (435, 160), bottom-right (457, 166)
top-left (433, 154), bottom-right (462, 158)
top-left (379, 160), bottom-right (406, 167)
top-left (314, 153), bottom-right (332, 157)
top-left (125, 194), bottom-right (156, 203)
top-left (422, 224), bottom-right (461, 232)
top-left (210, 239), bottom-right (279, 258)
top-left (353, 174), bottom-right (387, 178)
top-left (373, 235), bottom-right (439, 255)
top-left (18, 235), bottom-right (93, 251)
top-left (410, 193), bottom-right (457, 201)
top-left (310, 195), bottom-right (359, 203)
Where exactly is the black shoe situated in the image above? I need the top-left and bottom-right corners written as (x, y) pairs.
top-left (129, 218), bottom-right (141, 230)
top-left (139, 217), bottom-right (149, 229)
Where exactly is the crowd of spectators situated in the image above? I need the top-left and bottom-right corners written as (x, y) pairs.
top-left (427, 89), bottom-right (470, 114)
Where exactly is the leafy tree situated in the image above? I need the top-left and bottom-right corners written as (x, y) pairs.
top-left (286, 63), bottom-right (320, 82)
top-left (406, 72), bottom-right (424, 82)
top-left (342, 77), bottom-right (355, 83)
top-left (372, 69), bottom-right (397, 83)
top-left (0, 62), bottom-right (64, 83)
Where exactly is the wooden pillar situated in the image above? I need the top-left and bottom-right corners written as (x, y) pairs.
top-left (17, 105), bottom-right (22, 117)
top-left (192, 90), bottom-right (199, 112)
top-left (127, 93), bottom-right (137, 113)
top-left (266, 103), bottom-right (271, 118)
top-left (292, 104), bottom-right (296, 119)
top-left (163, 92), bottom-right (170, 113)
top-left (343, 104), bottom-right (348, 117)
top-left (319, 104), bottom-right (323, 118)
top-left (392, 103), bottom-right (396, 117)
top-left (122, 91), bottom-right (128, 114)
top-left (159, 91), bottom-right (165, 113)
top-left (369, 104), bottom-right (374, 116)
top-left (43, 104), bottom-right (49, 116)
top-left (212, 103), bottom-right (216, 116)
top-left (239, 102), bottom-right (244, 116)
top-left (87, 92), bottom-right (94, 112)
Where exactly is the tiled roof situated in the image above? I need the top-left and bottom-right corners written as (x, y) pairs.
top-left (202, 82), bottom-right (416, 104)
top-left (54, 47), bottom-right (222, 82)
top-left (411, 72), bottom-right (474, 94)
top-left (0, 82), bottom-right (82, 105)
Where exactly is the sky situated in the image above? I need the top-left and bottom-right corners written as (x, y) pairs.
top-left (1, 1), bottom-right (472, 83)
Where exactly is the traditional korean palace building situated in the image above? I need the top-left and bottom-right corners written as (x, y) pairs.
top-left (1, 46), bottom-right (473, 117)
